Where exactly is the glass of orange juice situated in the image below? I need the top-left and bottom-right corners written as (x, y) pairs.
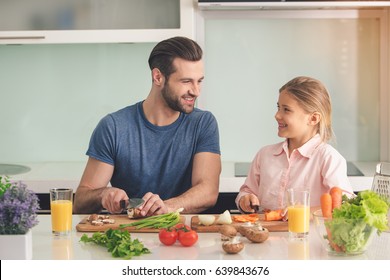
top-left (50, 188), bottom-right (73, 236)
top-left (286, 189), bottom-right (310, 239)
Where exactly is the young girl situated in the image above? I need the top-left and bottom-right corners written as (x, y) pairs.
top-left (236, 76), bottom-right (353, 213)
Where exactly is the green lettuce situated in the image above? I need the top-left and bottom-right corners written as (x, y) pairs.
top-left (325, 190), bottom-right (389, 254)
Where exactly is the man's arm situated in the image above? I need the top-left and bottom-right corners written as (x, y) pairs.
top-left (73, 157), bottom-right (128, 214)
top-left (164, 152), bottom-right (221, 214)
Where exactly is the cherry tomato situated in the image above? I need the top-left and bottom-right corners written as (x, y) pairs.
top-left (173, 223), bottom-right (192, 242)
top-left (158, 228), bottom-right (178, 246)
top-left (173, 223), bottom-right (191, 231)
top-left (178, 229), bottom-right (198, 247)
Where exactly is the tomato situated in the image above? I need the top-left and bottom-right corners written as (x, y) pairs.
top-left (178, 229), bottom-right (198, 247)
top-left (173, 223), bottom-right (191, 231)
top-left (173, 223), bottom-right (191, 242)
top-left (158, 228), bottom-right (178, 246)
top-left (171, 223), bottom-right (197, 246)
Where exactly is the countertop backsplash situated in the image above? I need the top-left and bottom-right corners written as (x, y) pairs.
top-left (4, 161), bottom-right (377, 194)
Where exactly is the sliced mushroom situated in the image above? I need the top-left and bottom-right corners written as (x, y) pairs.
top-left (91, 220), bottom-right (104, 226)
top-left (87, 214), bottom-right (98, 222)
top-left (102, 219), bottom-right (115, 224)
top-left (87, 214), bottom-right (115, 226)
top-left (127, 208), bottom-right (142, 219)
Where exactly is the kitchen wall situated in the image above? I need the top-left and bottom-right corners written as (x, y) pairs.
top-left (0, 43), bottom-right (154, 162)
top-left (199, 16), bottom-right (381, 162)
top-left (0, 12), bottom-right (384, 164)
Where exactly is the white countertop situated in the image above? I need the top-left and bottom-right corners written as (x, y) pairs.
top-left (4, 161), bottom-right (377, 193)
top-left (29, 214), bottom-right (390, 260)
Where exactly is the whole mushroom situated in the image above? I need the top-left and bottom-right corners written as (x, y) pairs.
top-left (239, 224), bottom-right (269, 243)
top-left (222, 237), bottom-right (244, 254)
top-left (219, 225), bottom-right (237, 241)
top-left (237, 222), bottom-right (253, 236)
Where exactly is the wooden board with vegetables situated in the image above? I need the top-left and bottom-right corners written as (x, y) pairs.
top-left (76, 214), bottom-right (186, 233)
top-left (191, 213), bottom-right (288, 232)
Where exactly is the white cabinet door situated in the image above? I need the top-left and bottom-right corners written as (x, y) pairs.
top-left (0, 0), bottom-right (194, 44)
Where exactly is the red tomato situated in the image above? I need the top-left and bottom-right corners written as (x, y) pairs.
top-left (158, 228), bottom-right (178, 246)
top-left (173, 223), bottom-right (192, 242)
top-left (178, 229), bottom-right (198, 247)
top-left (173, 223), bottom-right (191, 231)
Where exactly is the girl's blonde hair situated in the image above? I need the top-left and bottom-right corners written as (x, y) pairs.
top-left (279, 76), bottom-right (334, 142)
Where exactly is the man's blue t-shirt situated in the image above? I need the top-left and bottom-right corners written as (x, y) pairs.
top-left (87, 101), bottom-right (220, 199)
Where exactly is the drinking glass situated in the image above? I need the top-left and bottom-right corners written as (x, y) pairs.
top-left (50, 188), bottom-right (73, 236)
top-left (286, 189), bottom-right (310, 239)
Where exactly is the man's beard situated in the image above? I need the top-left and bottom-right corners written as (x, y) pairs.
top-left (161, 83), bottom-right (195, 114)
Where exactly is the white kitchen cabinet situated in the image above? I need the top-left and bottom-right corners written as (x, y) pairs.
top-left (0, 0), bottom-right (194, 44)
top-left (197, 0), bottom-right (390, 10)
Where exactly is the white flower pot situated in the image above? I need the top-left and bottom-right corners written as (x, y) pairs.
top-left (0, 230), bottom-right (32, 260)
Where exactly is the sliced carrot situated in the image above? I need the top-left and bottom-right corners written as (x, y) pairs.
top-left (232, 214), bottom-right (259, 223)
top-left (264, 209), bottom-right (283, 221)
top-left (329, 186), bottom-right (343, 210)
top-left (320, 193), bottom-right (332, 218)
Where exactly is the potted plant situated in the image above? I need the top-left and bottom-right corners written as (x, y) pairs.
top-left (0, 176), bottom-right (39, 260)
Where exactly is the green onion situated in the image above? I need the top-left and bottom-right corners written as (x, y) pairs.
top-left (119, 207), bottom-right (183, 229)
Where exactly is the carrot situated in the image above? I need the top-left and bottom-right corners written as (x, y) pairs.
top-left (329, 186), bottom-right (343, 210)
top-left (233, 214), bottom-right (259, 223)
top-left (320, 193), bottom-right (332, 218)
top-left (264, 209), bottom-right (283, 221)
top-left (326, 226), bottom-right (343, 252)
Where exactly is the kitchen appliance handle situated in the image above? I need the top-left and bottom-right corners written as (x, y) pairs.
top-left (0, 36), bottom-right (46, 40)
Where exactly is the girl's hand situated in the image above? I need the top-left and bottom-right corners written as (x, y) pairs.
top-left (281, 207), bottom-right (288, 221)
top-left (239, 194), bottom-right (260, 213)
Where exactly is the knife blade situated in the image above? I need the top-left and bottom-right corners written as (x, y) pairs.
top-left (120, 198), bottom-right (144, 210)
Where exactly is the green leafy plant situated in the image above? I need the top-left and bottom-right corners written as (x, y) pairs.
top-left (0, 176), bottom-right (40, 234)
top-left (0, 176), bottom-right (13, 197)
top-left (326, 190), bottom-right (389, 253)
top-left (80, 228), bottom-right (151, 259)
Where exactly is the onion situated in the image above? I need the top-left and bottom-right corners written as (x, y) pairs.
top-left (216, 210), bottom-right (232, 225)
top-left (198, 215), bottom-right (216, 226)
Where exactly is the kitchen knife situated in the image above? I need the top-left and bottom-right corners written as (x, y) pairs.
top-left (250, 202), bottom-right (264, 213)
top-left (120, 198), bottom-right (144, 210)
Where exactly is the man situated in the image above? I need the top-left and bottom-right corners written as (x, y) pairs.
top-left (74, 37), bottom-right (221, 216)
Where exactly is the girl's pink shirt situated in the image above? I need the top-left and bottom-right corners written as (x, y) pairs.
top-left (235, 134), bottom-right (353, 210)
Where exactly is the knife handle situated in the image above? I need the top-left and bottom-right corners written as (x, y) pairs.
top-left (250, 202), bottom-right (260, 213)
top-left (120, 200), bottom-right (126, 210)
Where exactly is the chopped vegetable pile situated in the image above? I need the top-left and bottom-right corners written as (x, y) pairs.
top-left (264, 209), bottom-right (283, 221)
top-left (325, 190), bottom-right (389, 254)
top-left (232, 214), bottom-right (259, 223)
top-left (80, 228), bottom-right (150, 259)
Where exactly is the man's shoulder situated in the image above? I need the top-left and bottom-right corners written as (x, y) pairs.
top-left (101, 103), bottom-right (141, 125)
top-left (187, 108), bottom-right (216, 121)
top-left (110, 103), bottom-right (138, 117)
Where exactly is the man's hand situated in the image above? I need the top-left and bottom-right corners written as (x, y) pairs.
top-left (101, 187), bottom-right (129, 214)
top-left (139, 192), bottom-right (170, 216)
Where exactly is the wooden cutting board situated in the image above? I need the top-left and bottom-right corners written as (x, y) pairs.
top-left (76, 215), bottom-right (186, 233)
top-left (191, 214), bottom-right (288, 232)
